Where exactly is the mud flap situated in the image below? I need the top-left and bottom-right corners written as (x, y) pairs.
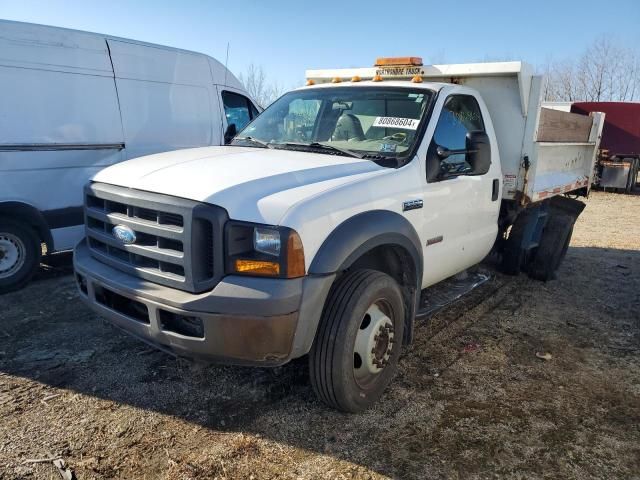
top-left (527, 196), bottom-right (585, 281)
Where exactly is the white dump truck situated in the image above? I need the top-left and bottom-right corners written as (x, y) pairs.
top-left (74, 57), bottom-right (604, 412)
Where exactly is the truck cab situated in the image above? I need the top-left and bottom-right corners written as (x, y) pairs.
top-left (73, 57), bottom-right (604, 412)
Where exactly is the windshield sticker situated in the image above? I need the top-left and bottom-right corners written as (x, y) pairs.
top-left (379, 143), bottom-right (397, 153)
top-left (372, 117), bottom-right (420, 130)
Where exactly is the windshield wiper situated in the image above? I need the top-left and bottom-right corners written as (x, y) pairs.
top-left (232, 136), bottom-right (273, 149)
top-left (275, 141), bottom-right (364, 159)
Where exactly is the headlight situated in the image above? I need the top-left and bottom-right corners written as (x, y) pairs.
top-left (225, 221), bottom-right (305, 278)
top-left (254, 227), bottom-right (281, 256)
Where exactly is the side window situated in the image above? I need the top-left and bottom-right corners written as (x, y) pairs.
top-left (221, 91), bottom-right (254, 132)
top-left (431, 95), bottom-right (485, 173)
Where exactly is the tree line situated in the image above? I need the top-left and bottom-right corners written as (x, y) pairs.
top-left (542, 36), bottom-right (640, 102)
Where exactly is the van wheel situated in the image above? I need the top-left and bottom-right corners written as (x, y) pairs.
top-left (0, 219), bottom-right (41, 294)
top-left (528, 214), bottom-right (573, 282)
top-left (309, 269), bottom-right (404, 412)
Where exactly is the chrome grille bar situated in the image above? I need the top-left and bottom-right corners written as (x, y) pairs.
top-left (84, 183), bottom-right (227, 293)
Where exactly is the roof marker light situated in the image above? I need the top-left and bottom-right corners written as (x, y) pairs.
top-left (306, 79), bottom-right (315, 86)
top-left (331, 77), bottom-right (342, 83)
top-left (375, 56), bottom-right (423, 66)
top-left (411, 75), bottom-right (423, 83)
top-left (372, 74), bottom-right (383, 82)
top-left (351, 75), bottom-right (361, 82)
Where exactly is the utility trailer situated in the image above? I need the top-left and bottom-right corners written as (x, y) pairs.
top-left (571, 102), bottom-right (640, 194)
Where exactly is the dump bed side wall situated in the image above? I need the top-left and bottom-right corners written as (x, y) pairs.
top-left (463, 74), bottom-right (604, 204)
top-left (528, 109), bottom-right (605, 202)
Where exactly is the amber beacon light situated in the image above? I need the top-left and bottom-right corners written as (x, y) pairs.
top-left (374, 56), bottom-right (423, 66)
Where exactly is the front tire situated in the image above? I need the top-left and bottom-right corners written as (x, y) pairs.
top-left (309, 269), bottom-right (404, 412)
top-left (0, 219), bottom-right (41, 294)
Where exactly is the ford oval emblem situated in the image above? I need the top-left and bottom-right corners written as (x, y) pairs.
top-left (112, 225), bottom-right (136, 245)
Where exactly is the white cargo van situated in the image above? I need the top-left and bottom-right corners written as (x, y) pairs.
top-left (74, 57), bottom-right (604, 412)
top-left (0, 20), bottom-right (259, 292)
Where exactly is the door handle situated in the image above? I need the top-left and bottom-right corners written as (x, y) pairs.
top-left (492, 178), bottom-right (500, 201)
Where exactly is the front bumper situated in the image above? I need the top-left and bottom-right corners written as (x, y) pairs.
top-left (73, 240), bottom-right (334, 366)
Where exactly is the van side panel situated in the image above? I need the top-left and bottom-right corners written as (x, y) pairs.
top-left (0, 22), bottom-right (125, 250)
top-left (0, 65), bottom-right (123, 145)
top-left (0, 21), bottom-right (113, 75)
top-left (107, 40), bottom-right (220, 158)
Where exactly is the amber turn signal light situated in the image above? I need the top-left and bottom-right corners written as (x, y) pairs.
top-left (235, 259), bottom-right (280, 276)
top-left (286, 231), bottom-right (305, 278)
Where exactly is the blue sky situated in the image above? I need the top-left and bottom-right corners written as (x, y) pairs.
top-left (2, 0), bottom-right (639, 88)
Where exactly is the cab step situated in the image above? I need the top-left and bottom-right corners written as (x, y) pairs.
top-left (416, 271), bottom-right (490, 319)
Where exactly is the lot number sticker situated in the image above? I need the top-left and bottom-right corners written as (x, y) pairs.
top-left (372, 117), bottom-right (420, 130)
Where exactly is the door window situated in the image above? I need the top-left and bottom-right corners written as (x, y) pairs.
top-left (222, 91), bottom-right (257, 132)
top-left (431, 95), bottom-right (485, 173)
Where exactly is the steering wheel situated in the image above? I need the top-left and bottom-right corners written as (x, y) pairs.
top-left (382, 132), bottom-right (408, 143)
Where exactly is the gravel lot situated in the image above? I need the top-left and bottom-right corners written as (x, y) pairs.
top-left (1, 191), bottom-right (638, 480)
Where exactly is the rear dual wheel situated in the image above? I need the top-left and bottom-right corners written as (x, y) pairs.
top-left (309, 269), bottom-right (404, 413)
top-left (501, 211), bottom-right (576, 281)
top-left (528, 214), bottom-right (574, 281)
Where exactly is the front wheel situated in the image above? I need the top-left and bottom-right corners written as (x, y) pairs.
top-left (0, 219), bottom-right (41, 294)
top-left (309, 269), bottom-right (404, 412)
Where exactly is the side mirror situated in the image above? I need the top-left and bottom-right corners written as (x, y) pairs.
top-left (224, 123), bottom-right (237, 144)
top-left (425, 130), bottom-right (492, 182)
top-left (466, 130), bottom-right (491, 175)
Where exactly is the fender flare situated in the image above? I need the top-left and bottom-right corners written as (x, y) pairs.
top-left (309, 210), bottom-right (423, 289)
top-left (0, 201), bottom-right (53, 250)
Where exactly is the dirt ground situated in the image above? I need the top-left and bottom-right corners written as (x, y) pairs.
top-left (0, 191), bottom-right (638, 480)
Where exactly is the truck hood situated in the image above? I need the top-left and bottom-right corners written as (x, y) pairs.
top-left (93, 146), bottom-right (385, 224)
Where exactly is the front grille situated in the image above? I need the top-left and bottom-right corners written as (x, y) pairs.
top-left (84, 183), bottom-right (227, 293)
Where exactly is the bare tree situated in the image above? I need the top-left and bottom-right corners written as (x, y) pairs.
top-left (237, 64), bottom-right (285, 108)
top-left (543, 36), bottom-right (640, 102)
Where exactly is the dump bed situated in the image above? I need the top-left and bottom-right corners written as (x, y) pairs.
top-left (306, 61), bottom-right (605, 205)
top-left (405, 62), bottom-right (605, 204)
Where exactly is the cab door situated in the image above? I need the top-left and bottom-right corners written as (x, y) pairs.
top-left (419, 91), bottom-right (500, 287)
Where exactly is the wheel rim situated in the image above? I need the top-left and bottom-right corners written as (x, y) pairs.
top-left (353, 301), bottom-right (395, 388)
top-left (0, 233), bottom-right (26, 279)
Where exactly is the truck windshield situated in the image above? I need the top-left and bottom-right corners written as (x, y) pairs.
top-left (233, 87), bottom-right (433, 160)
